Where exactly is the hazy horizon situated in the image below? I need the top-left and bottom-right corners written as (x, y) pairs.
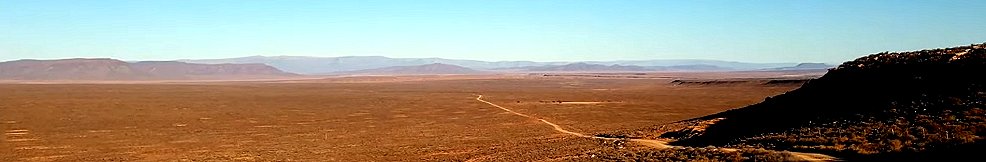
top-left (2, 0), bottom-right (984, 63)
top-left (0, 55), bottom-right (830, 65)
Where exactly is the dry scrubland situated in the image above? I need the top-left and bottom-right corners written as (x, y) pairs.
top-left (0, 74), bottom-right (801, 161)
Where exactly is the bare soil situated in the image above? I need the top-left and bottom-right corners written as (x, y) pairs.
top-left (0, 73), bottom-right (801, 161)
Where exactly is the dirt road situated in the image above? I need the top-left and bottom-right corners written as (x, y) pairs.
top-left (474, 95), bottom-right (671, 149)
top-left (475, 94), bottom-right (839, 161)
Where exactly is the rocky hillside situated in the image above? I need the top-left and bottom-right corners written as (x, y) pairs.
top-left (0, 58), bottom-right (295, 80)
top-left (653, 43), bottom-right (986, 161)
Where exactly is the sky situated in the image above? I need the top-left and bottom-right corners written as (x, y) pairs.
top-left (1, 0), bottom-right (984, 63)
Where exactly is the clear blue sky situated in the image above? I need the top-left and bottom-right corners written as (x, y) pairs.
top-left (2, 0), bottom-right (984, 63)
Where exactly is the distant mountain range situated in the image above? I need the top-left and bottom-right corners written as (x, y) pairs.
top-left (760, 63), bottom-right (834, 71)
top-left (509, 62), bottom-right (651, 72)
top-left (178, 56), bottom-right (556, 74)
top-left (0, 58), bottom-right (295, 80)
top-left (334, 63), bottom-right (483, 75)
top-left (178, 56), bottom-right (800, 74)
top-left (501, 62), bottom-right (736, 72)
top-left (0, 56), bottom-right (825, 80)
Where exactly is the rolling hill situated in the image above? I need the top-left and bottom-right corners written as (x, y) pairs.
top-left (0, 58), bottom-right (295, 80)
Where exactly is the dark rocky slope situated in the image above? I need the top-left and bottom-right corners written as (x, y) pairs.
top-left (658, 43), bottom-right (986, 161)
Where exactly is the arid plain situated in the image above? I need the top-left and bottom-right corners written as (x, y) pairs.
top-left (0, 72), bottom-right (815, 161)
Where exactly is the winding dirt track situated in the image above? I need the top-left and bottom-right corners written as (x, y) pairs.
top-left (474, 94), bottom-right (839, 161)
top-left (474, 95), bottom-right (671, 148)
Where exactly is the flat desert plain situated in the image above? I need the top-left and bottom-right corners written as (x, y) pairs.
top-left (0, 73), bottom-right (808, 161)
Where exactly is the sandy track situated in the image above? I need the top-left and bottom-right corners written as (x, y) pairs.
top-left (786, 152), bottom-right (840, 161)
top-left (474, 95), bottom-right (671, 149)
top-left (475, 95), bottom-right (839, 161)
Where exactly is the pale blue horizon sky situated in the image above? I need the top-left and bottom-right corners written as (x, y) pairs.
top-left (1, 0), bottom-right (984, 63)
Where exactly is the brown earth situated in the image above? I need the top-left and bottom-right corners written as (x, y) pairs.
top-left (0, 73), bottom-right (803, 161)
